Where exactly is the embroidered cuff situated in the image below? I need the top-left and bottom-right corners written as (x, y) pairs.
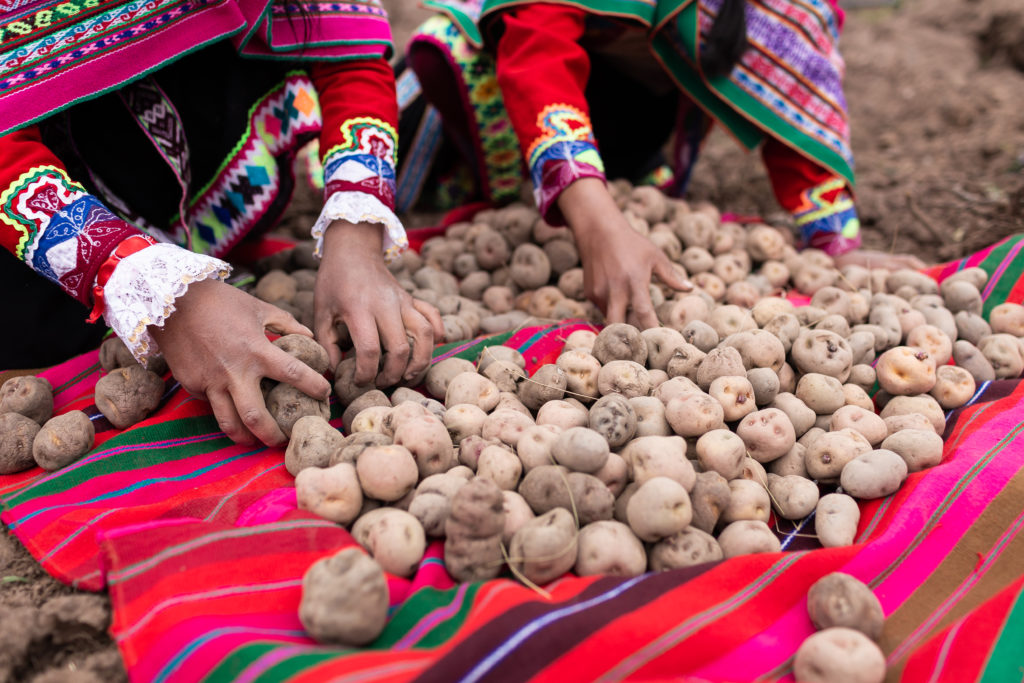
top-left (321, 117), bottom-right (398, 210)
top-left (102, 243), bottom-right (231, 366)
top-left (793, 179), bottom-right (861, 256)
top-left (526, 105), bottom-right (606, 223)
top-left (310, 191), bottom-right (408, 263)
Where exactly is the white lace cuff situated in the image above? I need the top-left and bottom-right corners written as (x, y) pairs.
top-left (102, 243), bottom-right (231, 366)
top-left (310, 191), bottom-right (408, 263)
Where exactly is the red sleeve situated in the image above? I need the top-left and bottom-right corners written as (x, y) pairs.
top-left (0, 125), bottom-right (143, 306)
top-left (311, 58), bottom-right (399, 211)
top-left (494, 5), bottom-right (606, 222)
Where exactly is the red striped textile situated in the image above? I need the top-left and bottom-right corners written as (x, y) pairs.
top-left (3, 242), bottom-right (1024, 680)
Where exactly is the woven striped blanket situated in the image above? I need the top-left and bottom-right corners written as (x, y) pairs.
top-left (3, 236), bottom-right (1024, 682)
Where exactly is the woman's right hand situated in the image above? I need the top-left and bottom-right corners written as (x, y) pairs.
top-left (558, 178), bottom-right (691, 328)
top-left (150, 279), bottom-right (331, 446)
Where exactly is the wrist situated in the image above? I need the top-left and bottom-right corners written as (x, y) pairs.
top-left (558, 178), bottom-right (623, 239)
top-left (323, 220), bottom-right (385, 254)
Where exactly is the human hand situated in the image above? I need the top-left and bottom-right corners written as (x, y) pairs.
top-left (558, 178), bottom-right (691, 328)
top-left (314, 221), bottom-right (443, 387)
top-left (151, 278), bottom-right (331, 446)
top-left (832, 249), bottom-right (928, 271)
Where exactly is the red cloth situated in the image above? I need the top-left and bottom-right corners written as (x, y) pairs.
top-left (760, 137), bottom-right (841, 213)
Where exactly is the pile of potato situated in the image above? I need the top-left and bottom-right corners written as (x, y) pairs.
top-left (279, 186), bottom-right (1024, 670)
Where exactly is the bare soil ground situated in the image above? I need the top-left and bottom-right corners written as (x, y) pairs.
top-left (2, 0), bottom-right (1022, 679)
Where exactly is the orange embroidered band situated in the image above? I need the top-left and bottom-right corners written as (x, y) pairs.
top-left (86, 235), bottom-right (159, 323)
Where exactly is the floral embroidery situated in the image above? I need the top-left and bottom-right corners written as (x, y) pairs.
top-left (1, 165), bottom-right (85, 259)
top-left (793, 177), bottom-right (860, 255)
top-left (322, 116), bottom-right (398, 210)
top-left (526, 104), bottom-right (606, 219)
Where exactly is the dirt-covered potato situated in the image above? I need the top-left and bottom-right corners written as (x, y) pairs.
top-left (331, 432), bottom-right (391, 467)
top-left (299, 548), bottom-right (388, 646)
top-left (874, 346), bottom-right (937, 396)
top-left (805, 429), bottom-right (872, 481)
top-left (880, 429), bottom-right (944, 472)
top-left (535, 400), bottom-right (587, 430)
top-left (708, 304), bottom-right (756, 338)
top-left (736, 408), bottom-right (796, 464)
top-left (840, 449), bottom-right (908, 499)
top-left (596, 360), bottom-right (651, 398)
top-left (717, 520), bottom-right (781, 557)
top-left (624, 435), bottom-right (695, 490)
top-left (92, 364), bottom-right (164, 430)
top-left (769, 392), bottom-right (816, 438)
top-left (695, 429), bottom-right (745, 480)
top-left (689, 471), bottom-right (731, 533)
top-left (273, 334), bottom-right (330, 374)
top-left (508, 242), bottom-right (552, 290)
top-left (952, 340), bottom-right (996, 383)
top-left (0, 412), bottom-right (42, 474)
top-left (443, 403), bottom-right (488, 443)
top-left (979, 333), bottom-right (1024, 378)
top-left (98, 336), bottom-right (140, 372)
top-left (815, 493), bottom-right (860, 547)
top-left (694, 346), bottom-right (746, 392)
top-left (665, 392), bottom-right (724, 437)
top-left (332, 358), bottom-right (376, 407)
top-left (500, 490), bottom-right (535, 546)
top-left (408, 473), bottom-right (468, 537)
top-left (808, 573), bottom-right (885, 641)
top-left (393, 414), bottom-right (456, 477)
top-left (518, 465), bottom-right (573, 514)
top-left (722, 329), bottom-right (786, 372)
top-left (592, 451), bottom-right (629, 497)
top-left (879, 394), bottom-right (946, 435)
top-left (592, 323), bottom-right (647, 366)
top-left (427, 359), bottom-right (479, 402)
top-left (296, 462), bottom-right (363, 524)
top-left (341, 390), bottom-right (390, 433)
top-left (746, 367), bottom-right (780, 407)
top-left (255, 269), bottom-right (297, 303)
top-left (989, 302), bottom-right (1024, 336)
top-left (665, 343), bottom-right (707, 382)
top-left (768, 442), bottom-right (808, 478)
top-left (766, 473), bottom-right (818, 520)
top-left (681, 320), bottom-right (719, 353)
top-left (707, 375), bottom-right (756, 422)
top-left (567, 472), bottom-right (615, 525)
top-left (721, 478), bottom-right (771, 525)
top-left (549, 426), bottom-right (608, 474)
top-left (509, 507), bottom-right (578, 585)
top-left (794, 373), bottom-right (844, 415)
top-left (444, 477), bottom-right (506, 581)
top-left (793, 628), bottom-right (886, 683)
top-left (32, 410), bottom-right (94, 471)
top-left (628, 396), bottom-right (671, 437)
top-left (587, 394), bottom-right (637, 448)
top-left (791, 329), bottom-right (853, 383)
top-left (640, 327), bottom-right (685, 372)
top-left (285, 415), bottom-right (345, 475)
top-left (929, 365), bottom-right (976, 409)
top-left (572, 520), bottom-right (647, 577)
top-left (520, 362), bottom-right (569, 411)
top-left (626, 476), bottom-right (692, 542)
top-left (649, 526), bottom-right (723, 571)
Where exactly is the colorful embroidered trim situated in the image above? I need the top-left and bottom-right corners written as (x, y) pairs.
top-left (322, 116), bottom-right (398, 210)
top-left (86, 233), bottom-right (158, 322)
top-left (1, 165), bottom-right (85, 259)
top-left (183, 73), bottom-right (322, 257)
top-left (793, 177), bottom-right (860, 255)
top-left (526, 104), bottom-right (606, 218)
top-left (410, 13), bottom-right (524, 204)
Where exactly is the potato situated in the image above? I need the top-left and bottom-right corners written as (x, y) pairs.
top-left (721, 478), bottom-right (771, 525)
top-left (592, 323), bottom-right (647, 365)
top-left (593, 451), bottom-right (629, 497)
top-left (736, 408), bottom-right (796, 464)
top-left (805, 429), bottom-right (871, 481)
top-left (536, 400), bottom-right (588, 430)
top-left (807, 573), bottom-right (885, 640)
top-left (989, 302), bottom-right (1024, 336)
top-left (793, 628), bottom-right (886, 683)
top-left (408, 473), bottom-right (468, 537)
top-left (929, 365), bottom-right (976, 409)
top-left (509, 508), bottom-right (578, 585)
top-left (665, 343), bottom-right (707, 382)
top-left (840, 449), bottom-right (908, 499)
top-left (299, 548), bottom-right (388, 645)
top-left (879, 394), bottom-right (945, 435)
top-left (629, 396), bottom-right (671, 437)
top-left (352, 508), bottom-right (426, 577)
top-left (285, 415), bottom-right (345, 475)
top-left (795, 373), bottom-right (845, 415)
top-left (94, 365), bottom-right (164, 429)
top-left (829, 406), bottom-right (887, 446)
top-left (842, 384), bottom-right (874, 412)
top-left (815, 493), bottom-right (860, 547)
top-left (518, 465), bottom-right (573, 514)
top-left (696, 346), bottom-right (746, 391)
top-left (695, 429), bottom-right (745, 480)
top-left (722, 329), bottom-right (786, 372)
top-left (0, 375), bottom-right (54, 425)
top-left (480, 409), bottom-right (534, 449)
top-left (296, 462), bottom-right (362, 524)
top-left (562, 329), bottom-right (597, 354)
top-left (272, 334), bottom-right (330, 374)
top-left (445, 372), bottom-right (500, 411)
top-left (770, 393), bottom-right (816, 437)
top-left (979, 333), bottom-right (1024, 378)
top-left (763, 313), bottom-right (801, 354)
top-left (882, 413), bottom-right (934, 437)
top-left (768, 443), bottom-right (808, 479)
top-left (791, 329), bottom-right (853, 382)
top-left (0, 412), bottom-right (41, 474)
top-left (596, 360), bottom-right (651, 398)
top-left (626, 476), bottom-right (692, 542)
top-left (482, 286), bottom-right (515, 314)
top-left (717, 520), bottom-right (781, 557)
top-left (32, 410), bottom-right (94, 471)
top-left (392, 414), bottom-right (455, 477)
top-left (707, 376), bottom-right (756, 422)
top-left (746, 368), bottom-right (780, 407)
top-left (501, 490), bottom-right (535, 546)
top-left (847, 365), bottom-right (876, 393)
top-left (952, 340), bottom-right (996, 383)
top-left (570, 520), bottom-right (646, 577)
top-left (689, 471), bottom-right (731, 533)
top-left (665, 392), bottom-right (724, 437)
top-left (954, 310), bottom-right (991, 347)
top-left (332, 358), bottom-right (376, 406)
top-left (767, 473), bottom-right (819, 520)
top-left (482, 360), bottom-right (523, 394)
top-left (624, 435), bottom-right (695, 490)
top-left (519, 364), bottom-right (567, 411)
top-left (551, 426), bottom-right (610, 473)
top-left (444, 477), bottom-right (506, 581)
top-left (653, 376), bottom-right (701, 404)
top-left (880, 429), bottom-right (944, 472)
top-left (681, 320), bottom-right (719, 353)
top-left (332, 432), bottom-right (391, 467)
top-left (588, 394), bottom-right (637, 448)
top-left (355, 444), bottom-right (418, 501)
top-left (476, 444), bottom-right (523, 490)
top-left (649, 526), bottom-right (723, 571)
top-left (507, 242), bottom-right (551, 289)
top-left (443, 403), bottom-right (488, 443)
top-left (639, 327), bottom-right (684, 371)
top-left (556, 350), bottom-right (602, 402)
top-left (341, 390), bottom-right (390, 433)
top-left (567, 472), bottom-right (615, 525)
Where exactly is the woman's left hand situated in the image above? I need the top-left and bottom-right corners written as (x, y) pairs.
top-left (314, 221), bottom-right (443, 387)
